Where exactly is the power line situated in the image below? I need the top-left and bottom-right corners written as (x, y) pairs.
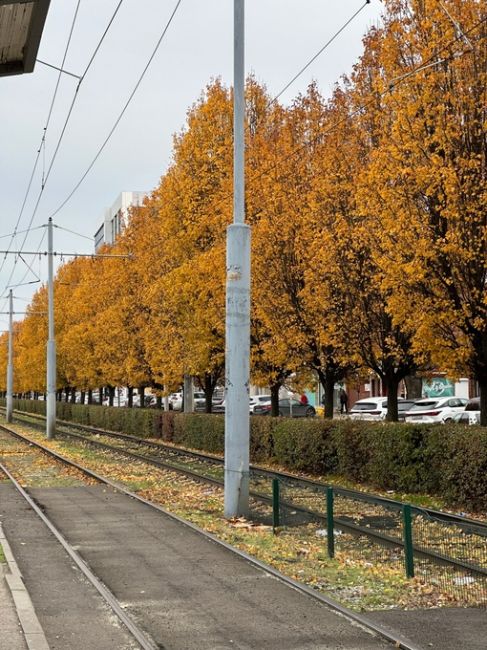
top-left (244, 15), bottom-right (487, 201)
top-left (269, 1), bottom-right (371, 106)
top-left (0, 228), bottom-right (46, 314)
top-left (0, 0), bottom-right (82, 282)
top-left (1, 0), bottom-right (127, 296)
top-left (49, 0), bottom-right (184, 221)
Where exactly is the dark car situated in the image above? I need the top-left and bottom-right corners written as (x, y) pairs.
top-left (254, 398), bottom-right (315, 417)
top-left (465, 397), bottom-right (480, 411)
top-left (397, 399), bottom-right (419, 421)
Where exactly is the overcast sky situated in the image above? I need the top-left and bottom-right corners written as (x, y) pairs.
top-left (0, 0), bottom-right (383, 320)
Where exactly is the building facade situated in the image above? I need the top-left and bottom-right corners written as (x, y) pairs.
top-left (94, 191), bottom-right (147, 252)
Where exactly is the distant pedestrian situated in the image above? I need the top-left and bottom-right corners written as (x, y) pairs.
top-left (339, 388), bottom-right (349, 414)
top-left (300, 394), bottom-right (308, 406)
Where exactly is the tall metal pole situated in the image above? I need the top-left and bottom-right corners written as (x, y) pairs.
top-left (6, 289), bottom-right (13, 423)
top-left (46, 217), bottom-right (56, 439)
top-left (183, 374), bottom-right (193, 413)
top-left (224, 0), bottom-right (250, 518)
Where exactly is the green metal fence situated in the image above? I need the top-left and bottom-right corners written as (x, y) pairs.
top-left (265, 475), bottom-right (487, 606)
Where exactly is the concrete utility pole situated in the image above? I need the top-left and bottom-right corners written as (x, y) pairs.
top-left (6, 289), bottom-right (13, 423)
top-left (224, 0), bottom-right (250, 518)
top-left (46, 217), bottom-right (56, 439)
top-left (183, 374), bottom-right (193, 413)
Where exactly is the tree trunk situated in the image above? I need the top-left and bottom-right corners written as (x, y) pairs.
top-left (108, 386), bottom-right (115, 407)
top-left (323, 371), bottom-right (335, 419)
top-left (70, 388), bottom-right (76, 403)
top-left (404, 374), bottom-right (423, 399)
top-left (479, 377), bottom-right (487, 427)
top-left (198, 372), bottom-right (220, 413)
top-left (385, 375), bottom-right (400, 422)
top-left (99, 386), bottom-right (103, 405)
top-left (64, 387), bottom-right (70, 402)
top-left (87, 389), bottom-right (93, 405)
top-left (270, 382), bottom-right (281, 417)
top-left (156, 395), bottom-right (162, 410)
top-left (205, 391), bottom-right (213, 413)
top-left (139, 386), bottom-right (145, 408)
top-left (127, 386), bottom-right (133, 408)
top-left (80, 391), bottom-right (85, 405)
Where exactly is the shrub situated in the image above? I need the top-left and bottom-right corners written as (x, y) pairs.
top-left (272, 418), bottom-right (337, 473)
top-left (5, 399), bottom-right (487, 510)
top-left (173, 413), bottom-right (224, 453)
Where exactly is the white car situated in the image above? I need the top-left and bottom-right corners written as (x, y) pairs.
top-left (451, 411), bottom-right (480, 425)
top-left (169, 391), bottom-right (206, 411)
top-left (169, 392), bottom-right (183, 410)
top-left (403, 397), bottom-right (468, 424)
top-left (349, 397), bottom-right (391, 421)
top-left (249, 395), bottom-right (271, 413)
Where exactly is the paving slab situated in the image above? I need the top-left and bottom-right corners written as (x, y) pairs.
top-left (368, 607), bottom-right (487, 650)
top-left (2, 482), bottom-right (394, 650)
top-left (0, 564), bottom-right (28, 650)
top-left (0, 484), bottom-right (142, 650)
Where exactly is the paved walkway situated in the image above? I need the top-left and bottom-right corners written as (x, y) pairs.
top-left (2, 481), bottom-right (485, 650)
top-left (0, 483), bottom-right (395, 650)
top-left (0, 563), bottom-right (27, 650)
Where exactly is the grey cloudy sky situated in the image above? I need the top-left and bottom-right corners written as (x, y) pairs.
top-left (0, 0), bottom-right (383, 317)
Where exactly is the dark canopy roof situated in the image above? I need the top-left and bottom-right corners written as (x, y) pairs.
top-left (0, 0), bottom-right (50, 76)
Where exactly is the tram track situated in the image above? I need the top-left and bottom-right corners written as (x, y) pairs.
top-left (0, 420), bottom-right (423, 650)
top-left (3, 409), bottom-right (487, 580)
top-left (0, 460), bottom-right (161, 650)
top-left (6, 406), bottom-right (487, 534)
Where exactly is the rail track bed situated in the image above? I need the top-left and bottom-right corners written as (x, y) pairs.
top-left (0, 421), bottom-right (418, 650)
top-left (6, 408), bottom-right (487, 586)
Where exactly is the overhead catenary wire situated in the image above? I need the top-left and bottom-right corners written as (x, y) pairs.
top-left (0, 0), bottom-right (82, 281)
top-left (1, 0), bottom-right (127, 297)
top-left (49, 0), bottom-right (184, 221)
top-left (241, 15), bottom-right (487, 202)
top-left (269, 0), bottom-right (371, 106)
top-left (0, 228), bottom-right (46, 313)
top-left (53, 224), bottom-right (97, 242)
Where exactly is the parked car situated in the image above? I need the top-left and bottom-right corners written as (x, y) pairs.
top-left (249, 395), bottom-right (271, 413)
top-left (193, 392), bottom-right (207, 412)
top-left (465, 397), bottom-right (480, 412)
top-left (397, 399), bottom-right (420, 421)
top-left (254, 398), bottom-right (315, 417)
top-left (451, 410), bottom-right (481, 425)
top-left (212, 400), bottom-right (226, 413)
top-left (349, 397), bottom-right (399, 421)
top-left (403, 397), bottom-right (468, 424)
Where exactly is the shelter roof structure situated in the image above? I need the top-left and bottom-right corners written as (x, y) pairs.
top-left (0, 0), bottom-right (50, 76)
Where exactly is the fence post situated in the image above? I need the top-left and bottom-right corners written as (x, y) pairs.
top-left (272, 478), bottom-right (280, 532)
top-left (403, 504), bottom-right (415, 578)
top-left (326, 486), bottom-right (335, 558)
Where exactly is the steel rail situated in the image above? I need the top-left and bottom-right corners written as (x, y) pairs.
top-left (0, 459), bottom-right (160, 650)
top-left (7, 415), bottom-right (486, 579)
top-left (0, 422), bottom-right (421, 650)
top-left (54, 427), bottom-right (487, 579)
top-left (8, 406), bottom-right (487, 536)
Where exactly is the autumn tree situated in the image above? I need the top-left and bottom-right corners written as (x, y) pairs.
top-left (358, 0), bottom-right (487, 422)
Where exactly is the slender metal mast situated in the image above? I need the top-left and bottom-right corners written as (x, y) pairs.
top-left (6, 289), bottom-right (13, 423)
top-left (46, 217), bottom-right (57, 439)
top-left (224, 0), bottom-right (250, 517)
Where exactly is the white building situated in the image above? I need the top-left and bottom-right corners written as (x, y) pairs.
top-left (94, 191), bottom-right (147, 252)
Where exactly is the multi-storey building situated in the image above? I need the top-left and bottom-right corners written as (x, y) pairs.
top-left (94, 191), bottom-right (147, 252)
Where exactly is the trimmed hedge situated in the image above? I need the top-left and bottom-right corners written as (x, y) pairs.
top-left (9, 398), bottom-right (160, 438)
top-left (5, 399), bottom-right (487, 510)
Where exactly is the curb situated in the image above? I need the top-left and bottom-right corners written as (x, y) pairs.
top-left (0, 523), bottom-right (50, 650)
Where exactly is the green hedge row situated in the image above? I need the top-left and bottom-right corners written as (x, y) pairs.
top-left (5, 399), bottom-right (487, 510)
top-left (160, 412), bottom-right (487, 510)
top-left (9, 398), bottom-right (160, 438)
